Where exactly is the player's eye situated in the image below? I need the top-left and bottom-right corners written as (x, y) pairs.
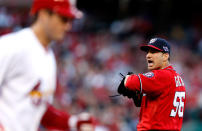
top-left (58, 15), bottom-right (73, 23)
top-left (150, 50), bottom-right (159, 53)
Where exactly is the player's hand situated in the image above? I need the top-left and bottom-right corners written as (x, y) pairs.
top-left (76, 112), bottom-right (95, 131)
top-left (117, 72), bottom-right (143, 107)
top-left (117, 72), bottom-right (134, 98)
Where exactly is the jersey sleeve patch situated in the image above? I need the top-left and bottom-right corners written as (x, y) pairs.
top-left (143, 72), bottom-right (154, 78)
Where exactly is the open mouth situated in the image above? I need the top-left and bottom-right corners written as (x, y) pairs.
top-left (147, 60), bottom-right (154, 67)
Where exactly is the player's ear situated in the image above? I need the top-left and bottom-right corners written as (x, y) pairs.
top-left (163, 53), bottom-right (169, 62)
top-left (37, 9), bottom-right (51, 21)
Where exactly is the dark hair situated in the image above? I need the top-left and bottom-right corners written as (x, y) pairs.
top-left (30, 9), bottom-right (71, 24)
top-left (30, 9), bottom-right (54, 24)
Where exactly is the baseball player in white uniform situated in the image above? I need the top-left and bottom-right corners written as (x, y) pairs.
top-left (0, 0), bottom-right (94, 131)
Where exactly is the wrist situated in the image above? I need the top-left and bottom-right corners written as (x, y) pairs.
top-left (124, 75), bottom-right (130, 87)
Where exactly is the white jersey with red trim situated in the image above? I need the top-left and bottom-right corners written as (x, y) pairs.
top-left (0, 28), bottom-right (57, 131)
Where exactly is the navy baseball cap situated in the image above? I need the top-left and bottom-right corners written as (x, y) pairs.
top-left (140, 38), bottom-right (170, 54)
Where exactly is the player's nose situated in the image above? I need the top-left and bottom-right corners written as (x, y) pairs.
top-left (64, 22), bottom-right (72, 31)
top-left (146, 52), bottom-right (152, 59)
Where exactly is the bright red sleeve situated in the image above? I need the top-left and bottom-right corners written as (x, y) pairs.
top-left (138, 70), bottom-right (171, 96)
top-left (40, 104), bottom-right (70, 131)
top-left (125, 70), bottom-right (172, 96)
top-left (125, 74), bottom-right (141, 91)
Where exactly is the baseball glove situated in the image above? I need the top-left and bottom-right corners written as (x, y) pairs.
top-left (117, 72), bottom-right (142, 107)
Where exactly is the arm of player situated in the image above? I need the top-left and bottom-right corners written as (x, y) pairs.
top-left (125, 70), bottom-right (171, 96)
top-left (40, 104), bottom-right (70, 130)
top-left (0, 41), bottom-right (14, 85)
top-left (124, 75), bottom-right (142, 107)
top-left (41, 104), bottom-right (96, 131)
top-left (124, 74), bottom-right (141, 91)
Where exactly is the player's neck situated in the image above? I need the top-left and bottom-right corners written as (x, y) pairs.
top-left (161, 61), bottom-right (170, 69)
top-left (31, 23), bottom-right (51, 49)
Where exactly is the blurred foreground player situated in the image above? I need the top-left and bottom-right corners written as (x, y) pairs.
top-left (117, 38), bottom-right (186, 130)
top-left (0, 0), bottom-right (95, 131)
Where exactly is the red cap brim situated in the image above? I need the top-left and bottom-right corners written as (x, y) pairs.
top-left (140, 45), bottom-right (163, 52)
top-left (53, 6), bottom-right (83, 19)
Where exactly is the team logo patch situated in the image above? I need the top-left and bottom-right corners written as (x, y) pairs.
top-left (143, 72), bottom-right (154, 78)
top-left (163, 46), bottom-right (169, 52)
top-left (149, 38), bottom-right (157, 44)
top-left (29, 80), bottom-right (42, 106)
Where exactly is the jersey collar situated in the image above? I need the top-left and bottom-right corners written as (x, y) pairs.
top-left (163, 65), bottom-right (174, 70)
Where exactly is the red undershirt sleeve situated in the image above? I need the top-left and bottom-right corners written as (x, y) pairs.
top-left (41, 104), bottom-right (70, 130)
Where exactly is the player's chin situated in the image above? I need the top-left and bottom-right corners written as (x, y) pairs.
top-left (147, 65), bottom-right (155, 71)
top-left (54, 34), bottom-right (65, 41)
